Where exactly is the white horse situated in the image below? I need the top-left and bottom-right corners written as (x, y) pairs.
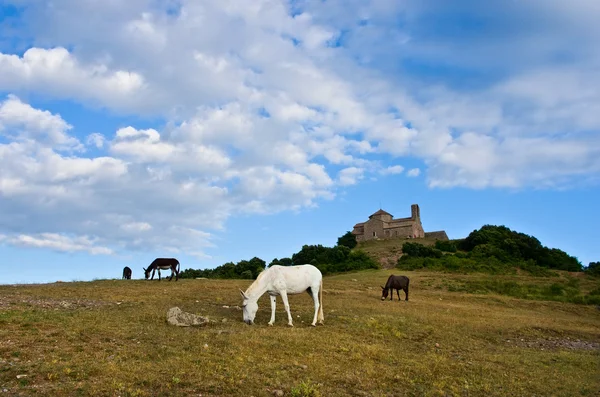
top-left (239, 264), bottom-right (324, 327)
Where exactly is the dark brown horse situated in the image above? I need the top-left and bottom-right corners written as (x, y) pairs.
top-left (381, 275), bottom-right (409, 301)
top-left (143, 258), bottom-right (180, 281)
top-left (122, 266), bottom-right (132, 280)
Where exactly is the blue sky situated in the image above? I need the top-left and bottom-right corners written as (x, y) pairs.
top-left (1, 0), bottom-right (599, 284)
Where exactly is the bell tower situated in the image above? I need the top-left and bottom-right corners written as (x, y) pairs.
top-left (411, 204), bottom-right (420, 220)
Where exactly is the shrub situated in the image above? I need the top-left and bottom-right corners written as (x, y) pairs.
top-left (402, 242), bottom-right (443, 258)
top-left (435, 240), bottom-right (457, 252)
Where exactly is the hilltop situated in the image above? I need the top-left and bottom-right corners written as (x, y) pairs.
top-left (353, 236), bottom-right (442, 269)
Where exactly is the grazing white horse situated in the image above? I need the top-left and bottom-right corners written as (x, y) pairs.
top-left (239, 264), bottom-right (324, 327)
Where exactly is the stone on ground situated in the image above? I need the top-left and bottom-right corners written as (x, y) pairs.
top-left (166, 307), bottom-right (209, 327)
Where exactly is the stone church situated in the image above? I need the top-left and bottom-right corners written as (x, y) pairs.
top-left (351, 204), bottom-right (448, 242)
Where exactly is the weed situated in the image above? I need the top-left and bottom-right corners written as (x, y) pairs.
top-left (291, 380), bottom-right (321, 397)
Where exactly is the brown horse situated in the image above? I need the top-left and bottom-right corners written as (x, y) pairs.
top-left (381, 275), bottom-right (409, 301)
top-left (143, 258), bottom-right (180, 281)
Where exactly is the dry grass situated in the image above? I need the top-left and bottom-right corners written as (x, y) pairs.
top-left (354, 238), bottom-right (441, 268)
top-left (1, 270), bottom-right (599, 397)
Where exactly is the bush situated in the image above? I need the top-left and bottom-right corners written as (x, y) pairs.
top-left (402, 242), bottom-right (443, 258)
top-left (435, 240), bottom-right (457, 253)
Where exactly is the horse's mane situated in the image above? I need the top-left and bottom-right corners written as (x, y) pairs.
top-left (244, 267), bottom-right (269, 295)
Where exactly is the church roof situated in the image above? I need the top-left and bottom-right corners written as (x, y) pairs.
top-left (369, 209), bottom-right (393, 218)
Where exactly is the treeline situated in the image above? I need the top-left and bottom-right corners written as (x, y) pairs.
top-left (179, 257), bottom-right (267, 280)
top-left (586, 262), bottom-right (600, 277)
top-left (179, 234), bottom-right (377, 280)
top-left (398, 225), bottom-right (583, 275)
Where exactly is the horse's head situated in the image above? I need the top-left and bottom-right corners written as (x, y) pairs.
top-left (239, 289), bottom-right (258, 325)
top-left (143, 267), bottom-right (150, 279)
top-left (381, 286), bottom-right (389, 300)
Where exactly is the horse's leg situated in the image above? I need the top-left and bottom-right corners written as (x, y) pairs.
top-left (151, 269), bottom-right (156, 280)
top-left (405, 286), bottom-right (409, 301)
top-left (389, 288), bottom-right (393, 301)
top-left (279, 291), bottom-right (294, 327)
top-left (168, 268), bottom-right (174, 281)
top-left (268, 295), bottom-right (277, 326)
top-left (318, 280), bottom-right (324, 325)
top-left (158, 269), bottom-right (161, 281)
top-left (310, 284), bottom-right (320, 327)
top-left (396, 288), bottom-right (401, 300)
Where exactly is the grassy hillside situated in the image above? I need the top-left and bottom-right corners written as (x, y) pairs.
top-left (354, 237), bottom-right (442, 268)
top-left (1, 270), bottom-right (599, 396)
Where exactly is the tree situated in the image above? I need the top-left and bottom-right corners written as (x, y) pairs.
top-left (269, 257), bottom-right (293, 267)
top-left (585, 262), bottom-right (600, 276)
top-left (337, 231), bottom-right (357, 249)
top-left (458, 224), bottom-right (582, 271)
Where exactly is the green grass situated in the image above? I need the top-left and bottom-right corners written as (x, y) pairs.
top-left (440, 273), bottom-right (600, 305)
top-left (1, 270), bottom-right (599, 396)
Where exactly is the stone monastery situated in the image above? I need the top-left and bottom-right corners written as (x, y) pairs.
top-left (351, 204), bottom-right (448, 242)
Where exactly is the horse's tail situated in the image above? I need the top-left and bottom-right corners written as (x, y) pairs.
top-left (176, 259), bottom-right (180, 273)
top-left (318, 277), bottom-right (324, 324)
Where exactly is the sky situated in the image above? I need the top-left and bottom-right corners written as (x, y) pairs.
top-left (0, 0), bottom-right (599, 285)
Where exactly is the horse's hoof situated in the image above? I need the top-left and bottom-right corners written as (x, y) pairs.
top-left (287, 323), bottom-right (294, 327)
top-left (268, 323), bottom-right (274, 326)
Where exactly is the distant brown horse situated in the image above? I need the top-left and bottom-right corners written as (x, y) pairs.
top-left (122, 266), bottom-right (132, 280)
top-left (143, 258), bottom-right (180, 281)
top-left (381, 275), bottom-right (409, 301)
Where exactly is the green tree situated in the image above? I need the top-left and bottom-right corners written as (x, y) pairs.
top-left (585, 262), bottom-right (600, 276)
top-left (269, 257), bottom-right (293, 267)
top-left (459, 225), bottom-right (582, 271)
top-left (337, 231), bottom-right (357, 249)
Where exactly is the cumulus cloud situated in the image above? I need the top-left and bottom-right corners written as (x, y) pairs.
top-left (0, 0), bottom-right (599, 256)
top-left (0, 94), bottom-right (80, 150)
top-left (338, 167), bottom-right (364, 186)
top-left (0, 48), bottom-right (147, 112)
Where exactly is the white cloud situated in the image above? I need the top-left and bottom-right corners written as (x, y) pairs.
top-left (0, 48), bottom-right (146, 112)
top-left (0, 0), bottom-right (599, 257)
top-left (4, 233), bottom-right (113, 255)
top-left (0, 94), bottom-right (80, 150)
top-left (381, 165), bottom-right (404, 175)
top-left (338, 167), bottom-right (364, 186)
top-left (407, 168), bottom-right (421, 177)
top-left (86, 133), bottom-right (106, 149)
